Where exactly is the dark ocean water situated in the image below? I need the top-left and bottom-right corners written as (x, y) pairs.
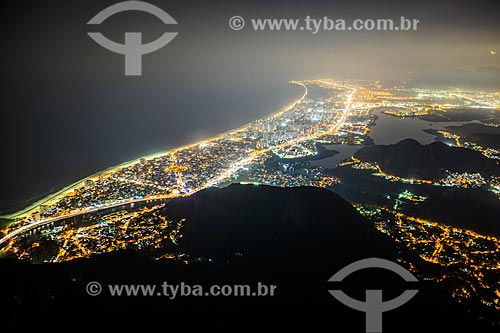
top-left (0, 0), bottom-right (316, 213)
top-left (0, 79), bottom-right (302, 214)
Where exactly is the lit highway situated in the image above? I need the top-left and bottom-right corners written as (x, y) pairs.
top-left (1, 80), bottom-right (359, 248)
top-left (0, 195), bottom-right (175, 246)
top-left (3, 77), bottom-right (499, 318)
top-left (11, 79), bottom-right (498, 251)
top-left (0, 80), bottom-right (316, 247)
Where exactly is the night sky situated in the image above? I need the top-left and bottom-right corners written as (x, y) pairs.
top-left (0, 0), bottom-right (499, 211)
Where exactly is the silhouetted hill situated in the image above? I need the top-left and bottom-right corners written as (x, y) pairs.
top-left (444, 123), bottom-right (500, 149)
top-left (467, 133), bottom-right (500, 149)
top-left (354, 139), bottom-right (500, 180)
top-left (446, 123), bottom-right (500, 137)
top-left (0, 185), bottom-right (495, 331)
top-left (162, 184), bottom-right (382, 260)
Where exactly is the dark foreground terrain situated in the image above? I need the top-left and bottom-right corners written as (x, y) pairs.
top-left (1, 185), bottom-right (496, 331)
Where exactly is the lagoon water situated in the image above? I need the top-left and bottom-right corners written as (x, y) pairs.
top-left (310, 144), bottom-right (361, 168)
top-left (311, 109), bottom-right (474, 169)
top-left (369, 109), bottom-right (473, 145)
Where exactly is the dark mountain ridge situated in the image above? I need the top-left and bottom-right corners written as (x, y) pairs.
top-left (355, 139), bottom-right (500, 180)
top-left (0, 184), bottom-right (494, 331)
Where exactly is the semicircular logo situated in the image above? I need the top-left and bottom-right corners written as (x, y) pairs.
top-left (328, 258), bottom-right (419, 333)
top-left (87, 1), bottom-right (178, 76)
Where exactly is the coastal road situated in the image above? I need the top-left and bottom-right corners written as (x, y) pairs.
top-left (0, 81), bottom-right (356, 248)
